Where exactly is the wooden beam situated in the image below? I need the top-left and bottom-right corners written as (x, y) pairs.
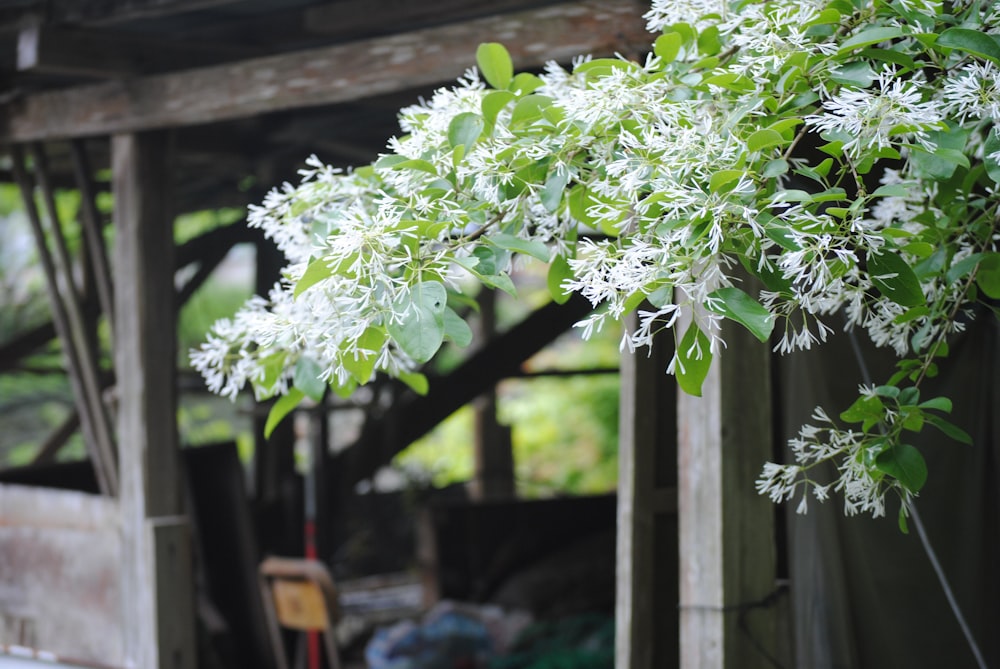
top-left (47, 0), bottom-right (247, 24)
top-left (616, 312), bottom-right (678, 669)
top-left (0, 320), bottom-right (57, 373)
top-left (70, 140), bottom-right (116, 331)
top-left (113, 130), bottom-right (195, 669)
top-left (30, 409), bottom-right (81, 465)
top-left (303, 0), bottom-right (566, 39)
top-left (17, 22), bottom-right (252, 78)
top-left (676, 301), bottom-right (785, 668)
top-left (0, 0), bottom-right (650, 142)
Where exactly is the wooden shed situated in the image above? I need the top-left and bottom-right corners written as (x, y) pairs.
top-left (0, 1), bottom-right (995, 668)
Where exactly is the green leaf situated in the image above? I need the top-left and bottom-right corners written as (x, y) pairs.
top-left (547, 254), bottom-right (574, 304)
top-left (841, 395), bottom-right (884, 424)
top-left (910, 128), bottom-right (969, 180)
top-left (918, 396), bottom-right (952, 413)
top-left (448, 112), bottom-right (484, 150)
top-left (868, 250), bottom-right (925, 307)
top-left (708, 169), bottom-right (744, 193)
top-left (899, 506), bottom-right (910, 534)
top-left (875, 443), bottom-right (928, 493)
top-left (675, 322), bottom-right (713, 397)
top-left (706, 287), bottom-right (774, 342)
top-left (898, 386), bottom-right (920, 406)
top-left (295, 257), bottom-right (334, 297)
top-left (807, 7), bottom-right (842, 26)
top-left (839, 26), bottom-right (908, 53)
top-left (488, 233), bottom-right (550, 262)
top-left (747, 128), bottom-right (786, 153)
top-left (762, 159), bottom-right (789, 178)
top-left (480, 272), bottom-right (518, 297)
top-left (392, 158), bottom-right (438, 175)
top-left (264, 388), bottom-right (304, 439)
top-left (386, 281), bottom-right (447, 362)
top-left (861, 47), bottom-right (917, 72)
top-left (830, 61), bottom-right (875, 87)
top-left (984, 129), bottom-right (1000, 183)
top-left (443, 307), bottom-right (473, 347)
top-left (540, 167), bottom-right (570, 212)
top-left (697, 25), bottom-right (721, 55)
top-left (293, 356), bottom-right (326, 402)
top-left (257, 351), bottom-right (288, 397)
top-left (871, 183), bottom-right (910, 198)
top-left (901, 408), bottom-right (924, 432)
top-left (482, 90), bottom-right (516, 125)
top-left (510, 72), bottom-right (544, 95)
top-left (568, 186), bottom-right (597, 225)
top-left (510, 95), bottom-right (554, 128)
top-left (874, 385), bottom-right (900, 399)
top-left (925, 414), bottom-right (972, 444)
top-left (977, 252), bottom-right (1000, 299)
top-left (937, 27), bottom-right (1000, 64)
top-left (399, 371), bottom-right (429, 396)
top-left (654, 32), bottom-right (683, 63)
top-left (342, 327), bottom-right (386, 384)
top-left (476, 42), bottom-right (513, 89)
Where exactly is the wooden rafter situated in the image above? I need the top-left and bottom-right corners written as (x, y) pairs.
top-left (0, 0), bottom-right (649, 142)
top-left (11, 144), bottom-right (118, 495)
top-left (47, 0), bottom-right (248, 24)
top-left (17, 22), bottom-right (253, 78)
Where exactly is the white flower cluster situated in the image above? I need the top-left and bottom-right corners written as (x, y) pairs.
top-left (192, 0), bottom-right (1000, 521)
top-left (756, 406), bottom-right (889, 517)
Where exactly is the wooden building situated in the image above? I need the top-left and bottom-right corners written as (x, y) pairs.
top-left (3, 2), bottom-right (993, 669)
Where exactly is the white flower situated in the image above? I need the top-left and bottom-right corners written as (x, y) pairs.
top-left (941, 61), bottom-right (1000, 122)
top-left (643, 0), bottom-right (728, 32)
top-left (806, 68), bottom-right (943, 158)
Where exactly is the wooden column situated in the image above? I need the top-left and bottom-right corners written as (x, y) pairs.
top-left (677, 313), bottom-right (781, 668)
top-left (113, 131), bottom-right (195, 669)
top-left (616, 316), bottom-right (678, 669)
top-left (470, 289), bottom-right (515, 501)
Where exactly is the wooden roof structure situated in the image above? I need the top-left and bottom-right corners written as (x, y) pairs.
top-left (0, 2), bottom-right (785, 668)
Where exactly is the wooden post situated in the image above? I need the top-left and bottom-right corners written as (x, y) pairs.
top-left (616, 315), bottom-right (679, 669)
top-left (677, 309), bottom-right (782, 668)
top-left (471, 289), bottom-right (515, 501)
top-left (113, 131), bottom-right (196, 669)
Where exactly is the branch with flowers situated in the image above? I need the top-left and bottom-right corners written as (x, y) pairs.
top-left (193, 0), bottom-right (1000, 530)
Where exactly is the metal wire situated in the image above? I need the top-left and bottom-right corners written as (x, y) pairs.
top-left (846, 328), bottom-right (988, 669)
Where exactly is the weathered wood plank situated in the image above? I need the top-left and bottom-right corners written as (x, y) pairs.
top-left (18, 22), bottom-right (251, 78)
top-left (48, 0), bottom-right (245, 24)
top-left (0, 484), bottom-right (123, 665)
top-left (616, 314), bottom-right (678, 669)
top-left (677, 300), bottom-right (784, 668)
top-left (149, 518), bottom-right (197, 669)
top-left (113, 131), bottom-right (194, 669)
top-left (0, 0), bottom-right (649, 142)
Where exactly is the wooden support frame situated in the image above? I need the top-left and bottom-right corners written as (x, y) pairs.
top-left (113, 130), bottom-right (195, 669)
top-left (676, 307), bottom-right (784, 668)
top-left (10, 143), bottom-right (119, 495)
top-left (1, 0), bottom-right (649, 142)
top-left (69, 140), bottom-right (116, 330)
top-left (616, 313), bottom-right (679, 669)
